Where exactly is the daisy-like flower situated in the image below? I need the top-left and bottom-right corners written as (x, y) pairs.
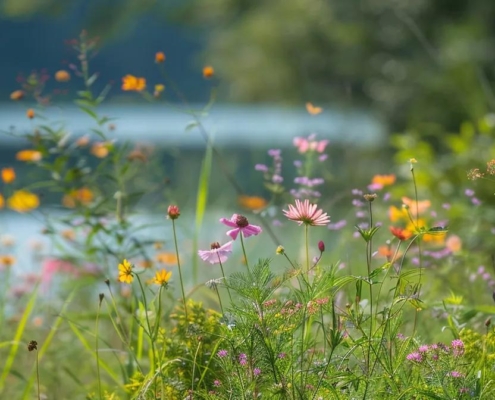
top-left (118, 259), bottom-right (133, 284)
top-left (283, 199), bottom-right (330, 226)
top-left (153, 269), bottom-right (172, 286)
top-left (198, 241), bottom-right (233, 264)
top-left (220, 214), bottom-right (262, 240)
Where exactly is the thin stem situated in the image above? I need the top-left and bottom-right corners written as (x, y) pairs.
top-left (214, 286), bottom-right (224, 315)
top-left (217, 255), bottom-right (233, 304)
top-left (305, 224), bottom-right (309, 274)
top-left (239, 234), bottom-right (250, 272)
top-left (35, 350), bottom-right (40, 400)
top-left (135, 274), bottom-right (157, 374)
top-left (172, 219), bottom-right (188, 322)
top-left (95, 296), bottom-right (103, 400)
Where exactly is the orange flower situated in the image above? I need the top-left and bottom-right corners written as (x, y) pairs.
top-left (121, 74), bottom-right (146, 91)
top-left (16, 149), bottom-right (42, 162)
top-left (7, 190), bottom-right (40, 213)
top-left (62, 187), bottom-right (94, 208)
top-left (54, 70), bottom-right (71, 82)
top-left (138, 259), bottom-right (154, 269)
top-left (203, 66), bottom-right (214, 79)
top-left (446, 235), bottom-right (462, 253)
top-left (371, 174), bottom-right (396, 187)
top-left (401, 197), bottom-right (431, 216)
top-left (1, 168), bottom-right (15, 184)
top-left (155, 51), bottom-right (165, 63)
top-left (76, 135), bottom-right (90, 147)
top-left (91, 142), bottom-right (112, 158)
top-left (0, 194), bottom-right (4, 208)
top-left (155, 252), bottom-right (178, 265)
top-left (305, 102), bottom-right (323, 115)
top-left (61, 229), bottom-right (76, 241)
top-left (238, 195), bottom-right (267, 211)
top-left (0, 255), bottom-right (16, 267)
top-left (377, 245), bottom-right (393, 258)
top-left (10, 90), bottom-right (25, 101)
top-left (390, 226), bottom-right (412, 241)
top-left (26, 109), bottom-right (35, 119)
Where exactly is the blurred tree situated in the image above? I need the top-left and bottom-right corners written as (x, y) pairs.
top-left (175, 0), bottom-right (495, 131)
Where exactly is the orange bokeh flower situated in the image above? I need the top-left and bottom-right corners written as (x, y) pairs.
top-left (55, 70), bottom-right (71, 82)
top-left (121, 74), bottom-right (146, 91)
top-left (238, 195), bottom-right (267, 211)
top-left (76, 135), bottom-right (90, 147)
top-left (10, 90), bottom-right (25, 101)
top-left (203, 66), bottom-right (214, 79)
top-left (446, 235), bottom-right (462, 253)
top-left (155, 252), bottom-right (178, 265)
top-left (155, 51), bottom-right (165, 63)
top-left (62, 187), bottom-right (94, 208)
top-left (16, 149), bottom-right (42, 162)
top-left (371, 174), bottom-right (396, 187)
top-left (0, 194), bottom-right (4, 208)
top-left (401, 197), bottom-right (431, 216)
top-left (91, 142), bottom-right (112, 158)
top-left (390, 226), bottom-right (412, 241)
top-left (1, 167), bottom-right (15, 184)
top-left (305, 102), bottom-right (323, 115)
top-left (7, 190), bottom-right (40, 213)
top-left (26, 109), bottom-right (35, 119)
top-left (0, 255), bottom-right (16, 267)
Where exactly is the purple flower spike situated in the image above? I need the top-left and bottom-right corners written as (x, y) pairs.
top-left (220, 214), bottom-right (262, 240)
top-left (198, 241), bottom-right (233, 264)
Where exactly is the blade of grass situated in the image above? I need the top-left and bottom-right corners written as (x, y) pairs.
top-left (0, 284), bottom-right (39, 394)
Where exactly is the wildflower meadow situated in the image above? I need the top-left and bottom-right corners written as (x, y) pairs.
top-left (3, 31), bottom-right (495, 400)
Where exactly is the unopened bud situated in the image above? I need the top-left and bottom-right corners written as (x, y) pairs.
top-left (318, 240), bottom-right (325, 252)
top-left (167, 205), bottom-right (180, 220)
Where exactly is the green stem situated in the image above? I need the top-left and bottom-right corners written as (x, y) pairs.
top-left (96, 296), bottom-right (103, 400)
top-left (305, 224), bottom-right (309, 274)
top-left (172, 219), bottom-right (188, 322)
top-left (218, 256), bottom-right (233, 304)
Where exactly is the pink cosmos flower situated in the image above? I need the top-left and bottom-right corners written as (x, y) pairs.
top-left (283, 199), bottom-right (330, 226)
top-left (198, 241), bottom-right (233, 264)
top-left (220, 214), bottom-right (262, 240)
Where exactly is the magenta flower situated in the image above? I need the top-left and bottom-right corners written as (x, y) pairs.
top-left (198, 241), bottom-right (233, 264)
top-left (220, 214), bottom-right (262, 240)
top-left (283, 199), bottom-right (330, 226)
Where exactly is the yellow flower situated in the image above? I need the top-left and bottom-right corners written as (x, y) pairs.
top-left (237, 195), bottom-right (267, 211)
top-left (203, 66), bottom-right (214, 79)
top-left (7, 190), bottom-right (40, 213)
top-left (154, 84), bottom-right (165, 93)
top-left (0, 194), bottom-right (4, 209)
top-left (154, 269), bottom-right (172, 286)
top-left (155, 51), bottom-right (166, 63)
top-left (305, 102), bottom-right (323, 115)
top-left (55, 70), bottom-right (71, 82)
top-left (62, 187), bottom-right (94, 208)
top-left (1, 168), bottom-right (15, 184)
top-left (388, 205), bottom-right (408, 222)
top-left (155, 252), bottom-right (178, 265)
top-left (121, 74), bottom-right (146, 91)
top-left (118, 259), bottom-right (133, 284)
top-left (16, 149), bottom-right (42, 162)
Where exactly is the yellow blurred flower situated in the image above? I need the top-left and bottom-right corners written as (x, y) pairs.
top-left (16, 149), bottom-right (42, 162)
top-left (55, 70), bottom-right (71, 82)
top-left (371, 174), bottom-right (396, 187)
top-left (153, 269), bottom-right (172, 285)
top-left (26, 109), bottom-right (35, 119)
top-left (62, 187), bottom-right (94, 208)
top-left (0, 194), bottom-right (4, 209)
top-left (7, 190), bottom-right (40, 213)
top-left (154, 83), bottom-right (165, 98)
top-left (155, 51), bottom-right (165, 63)
top-left (0, 255), bottom-right (16, 267)
top-left (118, 259), bottom-right (133, 284)
top-left (305, 102), bottom-right (323, 115)
top-left (388, 205), bottom-right (408, 222)
top-left (203, 66), bottom-right (214, 79)
top-left (1, 168), bottom-right (15, 184)
top-left (155, 252), bottom-right (178, 265)
top-left (10, 90), bottom-right (25, 101)
top-left (91, 142), bottom-right (112, 158)
top-left (423, 231), bottom-right (446, 245)
top-left (121, 74), bottom-right (146, 91)
top-left (238, 195), bottom-right (267, 211)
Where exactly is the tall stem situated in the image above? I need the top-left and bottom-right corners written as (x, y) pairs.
top-left (172, 219), bottom-right (188, 322)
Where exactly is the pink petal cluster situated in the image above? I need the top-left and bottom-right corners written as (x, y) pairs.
top-left (283, 199), bottom-right (330, 226)
top-left (219, 214), bottom-right (262, 240)
top-left (198, 241), bottom-right (233, 264)
top-left (293, 135), bottom-right (329, 154)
